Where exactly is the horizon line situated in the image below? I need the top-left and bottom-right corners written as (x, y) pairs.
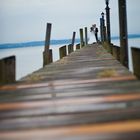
top-left (0, 33), bottom-right (140, 49)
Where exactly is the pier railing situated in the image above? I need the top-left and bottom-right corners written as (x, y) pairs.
top-left (102, 41), bottom-right (140, 79)
top-left (131, 47), bottom-right (140, 79)
top-left (43, 24), bottom-right (87, 65)
top-left (0, 25), bottom-right (87, 84)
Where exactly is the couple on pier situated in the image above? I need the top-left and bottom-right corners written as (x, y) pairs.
top-left (88, 24), bottom-right (99, 44)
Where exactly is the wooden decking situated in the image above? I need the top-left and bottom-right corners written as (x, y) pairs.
top-left (0, 44), bottom-right (140, 140)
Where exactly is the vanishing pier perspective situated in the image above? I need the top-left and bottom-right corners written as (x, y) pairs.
top-left (0, 0), bottom-right (140, 139)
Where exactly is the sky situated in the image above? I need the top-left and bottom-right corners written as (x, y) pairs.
top-left (0, 0), bottom-right (140, 44)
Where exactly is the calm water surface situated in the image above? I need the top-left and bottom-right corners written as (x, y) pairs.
top-left (0, 38), bottom-right (140, 80)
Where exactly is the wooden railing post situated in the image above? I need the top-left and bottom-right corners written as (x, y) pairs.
top-left (131, 47), bottom-right (140, 79)
top-left (0, 56), bottom-right (16, 84)
top-left (100, 18), bottom-right (103, 42)
top-left (71, 32), bottom-right (76, 47)
top-left (43, 49), bottom-right (53, 66)
top-left (79, 28), bottom-right (84, 48)
top-left (101, 12), bottom-right (106, 42)
top-left (43, 23), bottom-right (53, 67)
top-left (112, 45), bottom-right (120, 61)
top-left (68, 44), bottom-right (73, 54)
top-left (105, 1), bottom-right (111, 44)
top-left (84, 27), bottom-right (88, 45)
top-left (103, 26), bottom-right (107, 42)
top-left (118, 0), bottom-right (128, 68)
top-left (59, 45), bottom-right (67, 59)
top-left (76, 43), bottom-right (80, 50)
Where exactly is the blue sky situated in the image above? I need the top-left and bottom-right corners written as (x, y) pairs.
top-left (0, 0), bottom-right (140, 43)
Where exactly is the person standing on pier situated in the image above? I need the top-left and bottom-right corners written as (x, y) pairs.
top-left (89, 24), bottom-right (99, 44)
top-left (94, 26), bottom-right (99, 43)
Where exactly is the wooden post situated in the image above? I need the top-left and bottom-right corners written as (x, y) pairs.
top-left (44, 23), bottom-right (52, 52)
top-left (84, 27), bottom-right (88, 45)
top-left (110, 43), bottom-right (113, 54)
top-left (71, 32), bottom-right (76, 47)
top-left (106, 43), bottom-right (113, 54)
top-left (131, 47), bottom-right (140, 79)
top-left (59, 45), bottom-right (67, 59)
top-left (0, 56), bottom-right (16, 84)
top-left (43, 49), bottom-right (53, 64)
top-left (100, 18), bottom-right (103, 42)
top-left (103, 26), bottom-right (107, 42)
top-left (79, 28), bottom-right (84, 48)
top-left (43, 50), bottom-right (53, 67)
top-left (105, 1), bottom-right (111, 44)
top-left (118, 0), bottom-right (128, 68)
top-left (101, 12), bottom-right (106, 42)
top-left (43, 23), bottom-right (53, 67)
top-left (112, 45), bottom-right (120, 61)
top-left (76, 43), bottom-right (80, 50)
top-left (68, 44), bottom-right (73, 54)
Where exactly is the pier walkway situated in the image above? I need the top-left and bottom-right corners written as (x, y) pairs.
top-left (0, 44), bottom-right (140, 140)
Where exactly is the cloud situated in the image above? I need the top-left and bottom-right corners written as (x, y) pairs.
top-left (0, 0), bottom-right (139, 43)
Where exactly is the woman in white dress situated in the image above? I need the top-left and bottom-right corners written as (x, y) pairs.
top-left (88, 24), bottom-right (97, 44)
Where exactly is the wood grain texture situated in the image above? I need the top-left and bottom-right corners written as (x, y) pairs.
top-left (0, 44), bottom-right (140, 140)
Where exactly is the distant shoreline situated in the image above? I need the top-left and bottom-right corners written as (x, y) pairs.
top-left (0, 34), bottom-right (140, 49)
top-left (0, 39), bottom-right (80, 50)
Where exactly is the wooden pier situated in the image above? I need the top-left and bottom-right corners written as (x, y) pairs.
top-left (0, 44), bottom-right (140, 140)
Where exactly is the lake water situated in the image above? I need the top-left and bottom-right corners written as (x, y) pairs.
top-left (0, 38), bottom-right (140, 80)
top-left (0, 44), bottom-right (62, 80)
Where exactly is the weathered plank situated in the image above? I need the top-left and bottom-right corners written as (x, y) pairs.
top-left (0, 107), bottom-right (140, 131)
top-left (0, 44), bottom-right (140, 140)
top-left (0, 121), bottom-right (140, 140)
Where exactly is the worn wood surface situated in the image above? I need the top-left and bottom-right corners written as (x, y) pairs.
top-left (43, 23), bottom-right (52, 66)
top-left (131, 47), bottom-right (140, 79)
top-left (0, 44), bottom-right (140, 140)
top-left (0, 56), bottom-right (16, 84)
top-left (79, 28), bottom-right (84, 48)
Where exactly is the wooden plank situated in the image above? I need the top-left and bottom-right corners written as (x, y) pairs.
top-left (0, 107), bottom-right (140, 131)
top-left (0, 121), bottom-right (140, 140)
top-left (1, 83), bottom-right (140, 105)
top-left (0, 44), bottom-right (140, 140)
top-left (0, 74), bottom-right (136, 92)
top-left (0, 92), bottom-right (140, 110)
top-left (1, 82), bottom-right (139, 99)
top-left (0, 99), bottom-right (140, 120)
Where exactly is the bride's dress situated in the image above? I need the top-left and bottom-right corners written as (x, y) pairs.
top-left (88, 32), bottom-right (96, 44)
